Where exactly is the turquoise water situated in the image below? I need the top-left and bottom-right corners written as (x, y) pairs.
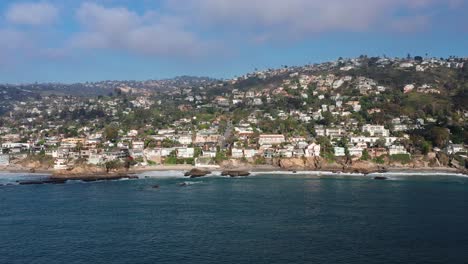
top-left (1, 172), bottom-right (468, 264)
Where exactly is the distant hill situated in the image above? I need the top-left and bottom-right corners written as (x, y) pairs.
top-left (0, 76), bottom-right (219, 97)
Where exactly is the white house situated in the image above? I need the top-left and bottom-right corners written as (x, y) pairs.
top-left (445, 144), bottom-right (465, 155)
top-left (348, 147), bottom-right (364, 157)
top-left (389, 145), bottom-right (409, 155)
top-left (132, 141), bottom-right (145, 150)
top-left (350, 136), bottom-right (398, 147)
top-left (243, 149), bottom-right (257, 158)
top-left (177, 147), bottom-right (194, 158)
top-left (88, 154), bottom-right (105, 165)
top-left (258, 134), bottom-right (285, 145)
top-left (54, 158), bottom-right (68, 170)
top-left (334, 147), bottom-right (346, 157)
top-left (362, 125), bottom-right (390, 137)
top-left (305, 143), bottom-right (321, 157)
top-left (202, 150), bottom-right (217, 158)
top-left (177, 135), bottom-right (193, 145)
top-left (231, 148), bottom-right (244, 158)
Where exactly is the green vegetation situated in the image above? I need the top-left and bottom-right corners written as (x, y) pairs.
top-left (390, 154), bottom-right (412, 164)
top-left (373, 156), bottom-right (386, 164)
top-left (360, 149), bottom-right (370, 161)
top-left (254, 156), bottom-right (267, 165)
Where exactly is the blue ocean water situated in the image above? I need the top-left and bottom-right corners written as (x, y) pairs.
top-left (1, 172), bottom-right (468, 264)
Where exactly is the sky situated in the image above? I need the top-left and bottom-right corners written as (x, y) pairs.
top-left (0, 0), bottom-right (467, 83)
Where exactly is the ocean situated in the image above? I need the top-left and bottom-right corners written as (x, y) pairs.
top-left (1, 172), bottom-right (468, 264)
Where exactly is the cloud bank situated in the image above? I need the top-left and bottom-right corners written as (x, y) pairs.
top-left (0, 0), bottom-right (465, 63)
top-left (6, 2), bottom-right (58, 26)
top-left (70, 2), bottom-right (209, 57)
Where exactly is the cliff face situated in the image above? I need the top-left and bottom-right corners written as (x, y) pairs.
top-left (18, 159), bottom-right (52, 171)
top-left (221, 159), bottom-right (252, 170)
top-left (278, 157), bottom-right (382, 173)
top-left (343, 160), bottom-right (380, 174)
top-left (278, 157), bottom-right (330, 170)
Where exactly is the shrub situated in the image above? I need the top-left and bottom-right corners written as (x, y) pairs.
top-left (164, 156), bottom-right (178, 165)
top-left (390, 154), bottom-right (411, 164)
top-left (373, 156), bottom-right (386, 164)
top-left (105, 160), bottom-right (124, 172)
top-left (254, 156), bottom-right (266, 165)
top-left (360, 149), bottom-right (371, 161)
top-left (323, 152), bottom-right (336, 163)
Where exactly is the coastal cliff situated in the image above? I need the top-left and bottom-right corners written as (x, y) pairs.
top-left (277, 157), bottom-right (381, 173)
top-left (276, 156), bottom-right (465, 174)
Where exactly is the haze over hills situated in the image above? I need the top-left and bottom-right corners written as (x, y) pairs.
top-left (0, 76), bottom-right (219, 97)
top-left (1, 55), bottom-right (467, 109)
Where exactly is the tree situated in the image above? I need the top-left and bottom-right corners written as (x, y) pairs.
top-left (374, 138), bottom-right (386, 148)
top-left (215, 150), bottom-right (228, 164)
top-left (421, 141), bottom-right (432, 155)
top-left (104, 125), bottom-right (119, 142)
top-left (430, 126), bottom-right (450, 148)
top-left (194, 147), bottom-right (202, 158)
top-left (316, 136), bottom-right (334, 157)
top-left (145, 138), bottom-right (157, 148)
top-left (105, 160), bottom-right (123, 173)
top-left (361, 149), bottom-right (371, 161)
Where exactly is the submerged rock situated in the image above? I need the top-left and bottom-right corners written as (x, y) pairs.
top-left (16, 174), bottom-right (138, 185)
top-left (221, 170), bottom-right (250, 177)
top-left (51, 174), bottom-right (138, 182)
top-left (17, 181), bottom-right (45, 185)
top-left (374, 176), bottom-right (388, 180)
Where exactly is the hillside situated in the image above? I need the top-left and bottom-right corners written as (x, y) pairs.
top-left (0, 56), bottom-right (466, 172)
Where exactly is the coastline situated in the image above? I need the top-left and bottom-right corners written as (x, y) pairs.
top-left (1, 164), bottom-right (465, 176)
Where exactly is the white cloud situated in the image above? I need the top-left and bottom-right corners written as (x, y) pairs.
top-left (165, 0), bottom-right (464, 39)
top-left (70, 2), bottom-right (211, 57)
top-left (5, 2), bottom-right (59, 26)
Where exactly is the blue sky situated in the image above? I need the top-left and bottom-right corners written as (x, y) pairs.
top-left (0, 0), bottom-right (467, 83)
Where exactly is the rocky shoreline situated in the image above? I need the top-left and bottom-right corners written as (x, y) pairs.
top-left (1, 158), bottom-right (466, 186)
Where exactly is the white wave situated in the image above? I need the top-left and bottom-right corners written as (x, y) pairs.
top-left (138, 170), bottom-right (187, 178)
top-left (179, 181), bottom-right (203, 185)
top-left (138, 170), bottom-right (230, 179)
top-left (368, 172), bottom-right (467, 177)
top-left (250, 171), bottom-right (365, 177)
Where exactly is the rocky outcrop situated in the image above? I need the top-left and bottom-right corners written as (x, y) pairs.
top-left (51, 165), bottom-right (137, 181)
top-left (53, 165), bottom-right (106, 176)
top-left (343, 160), bottom-right (383, 174)
top-left (184, 168), bottom-right (211, 178)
